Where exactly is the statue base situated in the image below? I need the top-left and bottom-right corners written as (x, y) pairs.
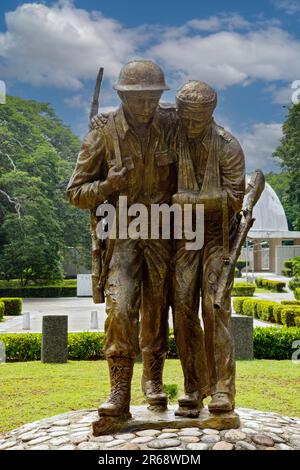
top-left (92, 405), bottom-right (240, 436)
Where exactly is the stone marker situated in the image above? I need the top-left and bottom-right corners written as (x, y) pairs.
top-left (231, 315), bottom-right (253, 360)
top-left (90, 311), bottom-right (98, 330)
top-left (0, 341), bottom-right (6, 363)
top-left (42, 316), bottom-right (68, 363)
top-left (22, 312), bottom-right (31, 330)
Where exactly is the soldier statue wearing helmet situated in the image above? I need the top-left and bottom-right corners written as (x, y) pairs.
top-left (67, 60), bottom-right (177, 428)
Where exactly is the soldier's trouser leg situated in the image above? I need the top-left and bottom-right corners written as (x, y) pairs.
top-left (100, 240), bottom-right (142, 418)
top-left (140, 240), bottom-right (171, 408)
top-left (201, 240), bottom-right (236, 404)
top-left (172, 240), bottom-right (209, 401)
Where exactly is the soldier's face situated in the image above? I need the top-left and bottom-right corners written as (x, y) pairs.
top-left (119, 91), bottom-right (162, 124)
top-left (178, 106), bottom-right (213, 139)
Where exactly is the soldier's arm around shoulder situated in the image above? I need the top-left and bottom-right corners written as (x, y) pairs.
top-left (66, 116), bottom-right (111, 210)
top-left (219, 127), bottom-right (246, 213)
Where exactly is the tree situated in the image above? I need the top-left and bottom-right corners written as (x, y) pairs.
top-left (0, 96), bottom-right (91, 283)
top-left (273, 103), bottom-right (300, 230)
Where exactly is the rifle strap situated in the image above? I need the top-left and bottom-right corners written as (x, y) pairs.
top-left (222, 189), bottom-right (230, 263)
top-left (111, 114), bottom-right (123, 171)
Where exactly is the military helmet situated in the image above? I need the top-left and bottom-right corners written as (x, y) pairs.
top-left (114, 60), bottom-right (170, 92)
top-left (176, 80), bottom-right (217, 110)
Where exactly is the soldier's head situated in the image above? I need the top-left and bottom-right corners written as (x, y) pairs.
top-left (114, 60), bottom-right (169, 125)
top-left (176, 81), bottom-right (217, 139)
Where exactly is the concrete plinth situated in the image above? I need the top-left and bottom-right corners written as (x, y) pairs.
top-left (92, 406), bottom-right (240, 436)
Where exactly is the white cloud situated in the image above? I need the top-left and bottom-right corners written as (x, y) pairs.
top-left (0, 1), bottom-right (138, 89)
top-left (272, 0), bottom-right (300, 15)
top-left (0, 2), bottom-right (299, 94)
top-left (264, 84), bottom-right (294, 104)
top-left (239, 123), bottom-right (283, 172)
top-left (64, 94), bottom-right (88, 108)
top-left (148, 27), bottom-right (300, 89)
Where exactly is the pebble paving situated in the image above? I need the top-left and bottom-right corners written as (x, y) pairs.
top-left (1, 407), bottom-right (300, 451)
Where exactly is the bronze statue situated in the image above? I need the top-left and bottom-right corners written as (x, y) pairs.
top-left (67, 65), bottom-right (264, 434)
top-left (67, 60), bottom-right (177, 432)
top-left (172, 81), bottom-right (264, 416)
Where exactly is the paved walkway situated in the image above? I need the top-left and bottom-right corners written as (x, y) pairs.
top-left (0, 271), bottom-right (293, 333)
top-left (0, 407), bottom-right (299, 451)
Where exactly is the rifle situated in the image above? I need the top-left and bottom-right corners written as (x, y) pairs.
top-left (213, 169), bottom-right (265, 309)
top-left (90, 67), bottom-right (105, 303)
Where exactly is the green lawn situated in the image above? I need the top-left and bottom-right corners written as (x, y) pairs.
top-left (0, 360), bottom-right (299, 434)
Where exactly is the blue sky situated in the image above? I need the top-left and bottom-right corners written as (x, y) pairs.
top-left (1, 0), bottom-right (300, 172)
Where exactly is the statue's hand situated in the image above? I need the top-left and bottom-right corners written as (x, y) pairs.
top-left (104, 165), bottom-right (128, 194)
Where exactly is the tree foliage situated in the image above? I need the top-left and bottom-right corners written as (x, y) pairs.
top-left (0, 96), bottom-right (91, 284)
top-left (272, 103), bottom-right (300, 230)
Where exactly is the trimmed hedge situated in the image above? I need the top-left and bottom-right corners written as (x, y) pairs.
top-left (295, 288), bottom-right (300, 301)
top-left (0, 301), bottom-right (4, 321)
top-left (281, 307), bottom-right (300, 327)
top-left (288, 278), bottom-right (300, 292)
top-left (254, 327), bottom-right (300, 360)
top-left (232, 297), bottom-right (248, 314)
top-left (0, 298), bottom-right (22, 316)
top-left (233, 297), bottom-right (300, 326)
top-left (281, 300), bottom-right (300, 306)
top-left (232, 282), bottom-right (256, 297)
top-left (255, 277), bottom-right (286, 292)
top-left (0, 328), bottom-right (299, 361)
top-left (273, 304), bottom-right (283, 324)
top-left (261, 301), bottom-right (278, 322)
top-left (0, 286), bottom-right (76, 298)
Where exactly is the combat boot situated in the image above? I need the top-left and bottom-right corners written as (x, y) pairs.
top-left (141, 353), bottom-right (168, 409)
top-left (98, 357), bottom-right (134, 419)
top-left (208, 392), bottom-right (234, 413)
top-left (175, 391), bottom-right (203, 417)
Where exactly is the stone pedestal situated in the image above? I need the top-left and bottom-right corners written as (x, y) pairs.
top-left (92, 406), bottom-right (240, 436)
top-left (232, 315), bottom-right (253, 360)
top-left (41, 315), bottom-right (68, 363)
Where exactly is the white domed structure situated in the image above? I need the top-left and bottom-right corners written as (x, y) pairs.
top-left (248, 178), bottom-right (288, 234)
top-left (244, 175), bottom-right (300, 274)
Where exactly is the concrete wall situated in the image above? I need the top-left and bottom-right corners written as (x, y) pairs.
top-left (275, 245), bottom-right (300, 275)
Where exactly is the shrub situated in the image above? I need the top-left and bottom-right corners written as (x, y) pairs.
top-left (254, 327), bottom-right (300, 359)
top-left (168, 334), bottom-right (178, 359)
top-left (294, 288), bottom-right (300, 301)
top-left (281, 300), bottom-right (300, 306)
top-left (1, 328), bottom-right (300, 361)
top-left (281, 307), bottom-right (300, 327)
top-left (255, 277), bottom-right (263, 287)
top-left (0, 301), bottom-right (4, 321)
top-left (0, 333), bottom-right (42, 361)
top-left (0, 286), bottom-right (76, 298)
top-left (273, 304), bottom-right (283, 324)
top-left (242, 299), bottom-right (257, 317)
top-left (68, 332), bottom-right (105, 360)
top-left (261, 279), bottom-right (286, 292)
top-left (0, 298), bottom-right (22, 315)
top-left (233, 297), bottom-right (249, 314)
top-left (163, 384), bottom-right (178, 400)
top-left (283, 259), bottom-right (293, 277)
top-left (235, 260), bottom-right (248, 277)
top-left (295, 316), bottom-right (300, 327)
top-left (242, 299), bottom-right (266, 319)
top-left (232, 282), bottom-right (256, 297)
top-left (289, 278), bottom-right (300, 292)
top-left (261, 301), bottom-right (277, 322)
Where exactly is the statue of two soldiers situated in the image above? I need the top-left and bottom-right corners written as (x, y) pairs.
top-left (67, 60), bottom-right (249, 427)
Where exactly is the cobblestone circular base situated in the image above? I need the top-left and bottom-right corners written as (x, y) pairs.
top-left (1, 407), bottom-right (300, 451)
